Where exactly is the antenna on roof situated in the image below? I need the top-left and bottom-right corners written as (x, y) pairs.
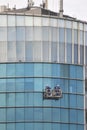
top-left (27, 0), bottom-right (34, 9)
top-left (59, 0), bottom-right (64, 17)
top-left (40, 0), bottom-right (48, 9)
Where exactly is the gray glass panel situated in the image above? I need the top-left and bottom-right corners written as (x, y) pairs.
top-left (16, 42), bottom-right (25, 61)
top-left (51, 42), bottom-right (57, 62)
top-left (25, 42), bottom-right (33, 61)
top-left (25, 27), bottom-right (33, 41)
top-left (59, 43), bottom-right (65, 63)
top-left (59, 28), bottom-right (65, 43)
top-left (16, 27), bottom-right (25, 41)
top-left (42, 27), bottom-right (49, 41)
top-left (34, 27), bottom-right (42, 41)
top-left (67, 43), bottom-right (72, 63)
top-left (66, 29), bottom-right (72, 43)
top-left (7, 42), bottom-right (16, 61)
top-left (74, 44), bottom-right (78, 64)
top-left (43, 42), bottom-right (49, 61)
top-left (8, 27), bottom-right (16, 41)
top-left (0, 28), bottom-right (7, 41)
top-left (80, 45), bottom-right (84, 64)
top-left (74, 29), bottom-right (78, 44)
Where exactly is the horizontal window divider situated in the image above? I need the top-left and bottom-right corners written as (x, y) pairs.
top-left (0, 121), bottom-right (84, 125)
top-left (0, 76), bottom-right (84, 81)
top-left (0, 106), bottom-right (84, 110)
top-left (0, 91), bottom-right (84, 95)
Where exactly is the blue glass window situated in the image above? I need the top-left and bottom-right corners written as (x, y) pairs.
top-left (34, 108), bottom-right (42, 120)
top-left (0, 79), bottom-right (6, 91)
top-left (0, 94), bottom-right (6, 107)
top-left (69, 94), bottom-right (77, 108)
top-left (60, 64), bottom-right (69, 78)
top-left (43, 108), bottom-right (51, 121)
top-left (34, 123), bottom-right (43, 130)
top-left (15, 64), bottom-right (24, 76)
top-left (77, 125), bottom-right (84, 130)
top-left (15, 78), bottom-right (24, 91)
top-left (60, 94), bottom-right (68, 107)
top-left (25, 78), bottom-right (34, 91)
top-left (52, 124), bottom-right (60, 130)
top-left (70, 65), bottom-right (76, 79)
top-left (7, 93), bottom-right (15, 106)
top-left (16, 93), bottom-right (24, 106)
top-left (77, 80), bottom-right (83, 94)
top-left (52, 108), bottom-right (60, 122)
top-left (0, 109), bottom-right (6, 122)
top-left (61, 109), bottom-right (68, 122)
top-left (0, 124), bottom-right (6, 130)
top-left (43, 64), bottom-right (51, 77)
top-left (7, 108), bottom-right (15, 121)
top-left (0, 64), bottom-right (6, 77)
top-left (25, 108), bottom-right (33, 120)
top-left (25, 63), bottom-right (34, 77)
top-left (7, 64), bottom-right (15, 77)
top-left (77, 110), bottom-right (84, 124)
top-left (52, 64), bottom-right (60, 77)
top-left (7, 124), bottom-right (15, 130)
top-left (70, 125), bottom-right (77, 130)
top-left (70, 109), bottom-right (77, 123)
top-left (34, 93), bottom-right (42, 106)
top-left (34, 78), bottom-right (42, 91)
top-left (16, 108), bottom-right (24, 121)
top-left (76, 66), bottom-right (83, 79)
top-left (69, 80), bottom-right (76, 93)
top-left (25, 123), bottom-right (33, 130)
top-left (44, 123), bottom-right (51, 130)
top-left (61, 124), bottom-right (69, 130)
top-left (16, 123), bottom-right (24, 130)
top-left (25, 93), bottom-right (33, 106)
top-left (77, 95), bottom-right (84, 108)
top-left (7, 79), bottom-right (15, 92)
top-left (34, 63), bottom-right (42, 77)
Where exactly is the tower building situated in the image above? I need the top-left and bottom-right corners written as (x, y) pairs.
top-left (0, 0), bottom-right (86, 130)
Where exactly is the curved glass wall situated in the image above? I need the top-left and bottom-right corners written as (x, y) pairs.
top-left (0, 14), bottom-right (85, 130)
top-left (0, 14), bottom-right (86, 65)
top-left (0, 63), bottom-right (84, 130)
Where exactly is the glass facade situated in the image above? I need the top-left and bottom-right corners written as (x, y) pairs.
top-left (0, 63), bottom-right (84, 130)
top-left (0, 14), bottom-right (85, 130)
